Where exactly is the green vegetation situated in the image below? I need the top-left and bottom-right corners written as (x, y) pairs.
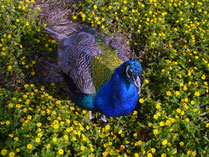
top-left (0, 0), bottom-right (209, 156)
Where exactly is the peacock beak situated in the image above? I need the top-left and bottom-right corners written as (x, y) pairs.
top-left (132, 75), bottom-right (141, 94)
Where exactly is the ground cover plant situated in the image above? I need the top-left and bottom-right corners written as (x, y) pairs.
top-left (0, 0), bottom-right (209, 156)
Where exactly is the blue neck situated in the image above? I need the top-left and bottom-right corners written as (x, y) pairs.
top-left (94, 68), bottom-right (139, 117)
top-left (110, 71), bottom-right (139, 106)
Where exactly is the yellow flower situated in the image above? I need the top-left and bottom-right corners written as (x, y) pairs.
top-left (170, 118), bottom-right (175, 123)
top-left (181, 111), bottom-right (185, 115)
top-left (176, 108), bottom-right (181, 113)
top-left (179, 82), bottom-right (184, 86)
top-left (103, 151), bottom-right (108, 157)
top-left (161, 153), bottom-right (166, 157)
top-left (147, 153), bottom-right (152, 157)
top-left (201, 74), bottom-right (206, 80)
top-left (193, 108), bottom-right (198, 112)
top-left (35, 137), bottom-right (40, 143)
top-left (192, 152), bottom-right (197, 156)
top-left (139, 98), bottom-right (144, 103)
top-left (153, 129), bottom-right (158, 135)
top-left (72, 137), bottom-right (76, 141)
top-left (166, 120), bottom-right (171, 126)
top-left (179, 142), bottom-right (184, 146)
top-left (153, 114), bottom-right (158, 119)
top-left (157, 112), bottom-right (161, 117)
top-left (46, 144), bottom-right (51, 149)
top-left (1, 52), bottom-right (6, 56)
top-left (159, 121), bottom-right (164, 127)
top-left (16, 148), bottom-right (20, 152)
top-left (8, 103), bottom-right (13, 108)
top-left (53, 124), bottom-right (59, 129)
top-left (6, 121), bottom-right (10, 125)
top-left (156, 103), bottom-right (161, 109)
top-left (190, 100), bottom-right (195, 105)
top-left (64, 135), bottom-right (68, 140)
top-left (58, 149), bottom-right (64, 155)
top-left (162, 139), bottom-right (168, 145)
top-left (151, 148), bottom-right (156, 153)
top-left (195, 137), bottom-right (199, 142)
top-left (166, 91), bottom-right (171, 96)
top-left (93, 5), bottom-right (97, 9)
top-left (148, 123), bottom-right (152, 127)
top-left (9, 152), bottom-right (15, 157)
top-left (175, 91), bottom-right (180, 96)
top-left (1, 149), bottom-right (7, 156)
top-left (118, 130), bottom-right (122, 134)
top-left (185, 118), bottom-right (190, 123)
top-left (38, 133), bottom-right (43, 137)
top-left (72, 15), bottom-right (77, 20)
top-left (135, 153), bottom-right (139, 157)
top-left (183, 86), bottom-right (187, 91)
top-left (80, 146), bottom-right (85, 151)
top-left (27, 144), bottom-right (32, 149)
top-left (135, 140), bottom-right (143, 146)
top-left (27, 115), bottom-right (32, 120)
top-left (36, 122), bottom-right (42, 127)
top-left (53, 137), bottom-right (57, 142)
top-left (202, 150), bottom-right (206, 154)
top-left (14, 137), bottom-right (18, 141)
top-left (172, 149), bottom-right (177, 154)
top-left (187, 149), bottom-right (192, 155)
top-left (120, 145), bottom-right (125, 149)
top-left (206, 123), bottom-right (209, 128)
top-left (133, 110), bottom-right (138, 115)
top-left (66, 127), bottom-right (71, 132)
top-left (23, 95), bottom-right (27, 99)
top-left (145, 79), bottom-right (149, 84)
top-left (7, 65), bottom-right (12, 71)
top-left (105, 125), bottom-right (110, 130)
top-left (56, 100), bottom-right (61, 104)
top-left (194, 92), bottom-right (200, 96)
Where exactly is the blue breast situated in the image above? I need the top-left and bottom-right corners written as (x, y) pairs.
top-left (73, 93), bottom-right (96, 111)
top-left (94, 72), bottom-right (139, 117)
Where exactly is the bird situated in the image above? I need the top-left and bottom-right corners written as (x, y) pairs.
top-left (57, 27), bottom-right (143, 121)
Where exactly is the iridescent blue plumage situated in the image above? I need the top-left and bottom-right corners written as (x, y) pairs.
top-left (58, 28), bottom-right (143, 118)
top-left (94, 61), bottom-right (142, 117)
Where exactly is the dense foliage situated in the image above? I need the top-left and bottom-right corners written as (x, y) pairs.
top-left (1, 0), bottom-right (209, 156)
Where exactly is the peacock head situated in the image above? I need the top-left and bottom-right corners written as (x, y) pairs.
top-left (124, 60), bottom-right (143, 94)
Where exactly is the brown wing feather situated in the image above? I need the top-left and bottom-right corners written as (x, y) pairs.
top-left (58, 29), bottom-right (130, 94)
top-left (58, 32), bottom-right (100, 94)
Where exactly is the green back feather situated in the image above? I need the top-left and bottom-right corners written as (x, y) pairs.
top-left (91, 40), bottom-right (123, 91)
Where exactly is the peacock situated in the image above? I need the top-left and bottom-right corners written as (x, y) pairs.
top-left (57, 27), bottom-right (143, 122)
